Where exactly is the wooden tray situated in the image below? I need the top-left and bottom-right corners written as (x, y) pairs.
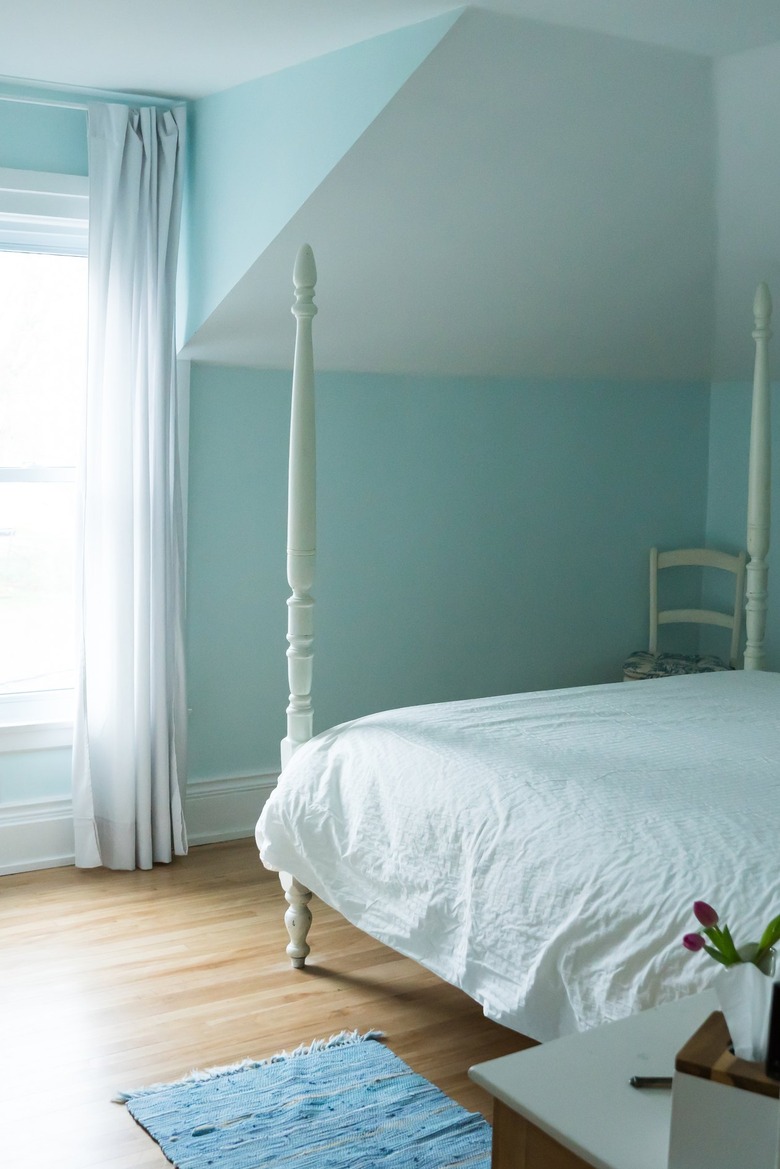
top-left (675, 1010), bottom-right (779, 1100)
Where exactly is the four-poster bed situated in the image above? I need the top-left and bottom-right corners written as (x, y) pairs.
top-left (256, 248), bottom-right (778, 1042)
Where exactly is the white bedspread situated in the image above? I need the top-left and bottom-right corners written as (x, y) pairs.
top-left (256, 671), bottom-right (780, 1040)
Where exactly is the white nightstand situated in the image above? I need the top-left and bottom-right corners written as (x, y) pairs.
top-left (469, 991), bottom-right (717, 1169)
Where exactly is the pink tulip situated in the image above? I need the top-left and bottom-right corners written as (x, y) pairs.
top-left (693, 901), bottom-right (719, 928)
top-left (682, 932), bottom-right (706, 951)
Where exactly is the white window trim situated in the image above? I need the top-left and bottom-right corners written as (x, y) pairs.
top-left (0, 167), bottom-right (88, 253)
top-left (0, 725), bottom-right (72, 751)
top-left (0, 691), bottom-right (73, 751)
top-left (0, 168), bottom-right (88, 751)
top-left (0, 467), bottom-right (75, 482)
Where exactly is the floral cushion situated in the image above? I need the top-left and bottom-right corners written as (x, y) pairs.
top-left (623, 650), bottom-right (733, 680)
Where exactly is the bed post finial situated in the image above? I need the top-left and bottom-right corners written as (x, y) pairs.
top-left (744, 282), bottom-right (772, 670)
top-left (282, 245), bottom-right (318, 766)
top-left (294, 242), bottom-right (317, 295)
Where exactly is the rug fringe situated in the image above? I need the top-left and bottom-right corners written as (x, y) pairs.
top-left (112, 1028), bottom-right (386, 1104)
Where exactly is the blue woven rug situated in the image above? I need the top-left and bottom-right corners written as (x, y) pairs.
top-left (118, 1030), bottom-right (491, 1168)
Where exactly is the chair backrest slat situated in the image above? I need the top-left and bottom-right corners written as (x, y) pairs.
top-left (648, 547), bottom-right (747, 668)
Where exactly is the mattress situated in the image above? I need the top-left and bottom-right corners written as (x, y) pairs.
top-left (256, 670), bottom-right (780, 1041)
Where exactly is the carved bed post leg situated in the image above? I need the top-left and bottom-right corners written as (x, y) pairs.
top-left (280, 871), bottom-right (312, 968)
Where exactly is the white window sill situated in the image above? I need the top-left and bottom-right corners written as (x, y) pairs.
top-left (0, 691), bottom-right (74, 752)
top-left (0, 721), bottom-right (73, 753)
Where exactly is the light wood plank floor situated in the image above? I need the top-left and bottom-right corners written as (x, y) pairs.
top-left (0, 838), bottom-right (529, 1168)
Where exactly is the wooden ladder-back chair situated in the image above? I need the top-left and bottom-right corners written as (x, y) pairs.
top-left (623, 547), bottom-right (747, 680)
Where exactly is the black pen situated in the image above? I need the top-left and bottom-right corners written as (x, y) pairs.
top-left (628, 1075), bottom-right (673, 1089)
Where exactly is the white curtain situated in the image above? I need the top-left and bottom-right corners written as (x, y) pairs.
top-left (72, 103), bottom-right (188, 869)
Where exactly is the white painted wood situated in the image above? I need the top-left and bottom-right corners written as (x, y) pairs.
top-left (648, 546), bottom-right (746, 667)
top-left (185, 772), bottom-right (277, 846)
top-left (648, 546), bottom-right (660, 653)
top-left (0, 796), bottom-right (74, 875)
top-left (668, 1071), bottom-right (780, 1169)
top-left (1, 771), bottom-right (279, 875)
top-left (658, 547), bottom-right (747, 571)
top-left (278, 245), bottom-right (318, 966)
top-left (744, 282), bottom-right (773, 670)
top-left (0, 721), bottom-right (72, 752)
top-left (281, 243), bottom-right (318, 767)
top-left (0, 168), bottom-right (89, 251)
top-left (470, 992), bottom-right (717, 1169)
top-left (280, 871), bottom-right (313, 968)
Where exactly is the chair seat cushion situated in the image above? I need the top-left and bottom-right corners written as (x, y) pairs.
top-left (623, 650), bottom-right (733, 681)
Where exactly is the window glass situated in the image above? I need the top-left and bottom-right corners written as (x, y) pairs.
top-left (0, 249), bottom-right (87, 699)
top-left (0, 251), bottom-right (85, 466)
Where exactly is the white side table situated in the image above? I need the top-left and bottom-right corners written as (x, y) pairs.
top-left (469, 991), bottom-right (717, 1169)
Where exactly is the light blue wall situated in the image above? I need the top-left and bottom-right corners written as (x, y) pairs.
top-left (183, 11), bottom-right (459, 345)
top-left (186, 364), bottom-right (711, 781)
top-left (0, 37), bottom-right (759, 812)
top-left (185, 365), bottom-right (288, 781)
top-left (0, 748), bottom-right (72, 805)
top-left (0, 96), bottom-right (87, 174)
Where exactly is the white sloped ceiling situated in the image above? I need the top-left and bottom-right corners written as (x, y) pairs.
top-left (181, 8), bottom-right (717, 380)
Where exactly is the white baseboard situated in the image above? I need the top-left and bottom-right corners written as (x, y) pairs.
top-left (0, 771), bottom-right (278, 876)
top-left (0, 796), bottom-right (75, 875)
top-left (184, 772), bottom-right (277, 846)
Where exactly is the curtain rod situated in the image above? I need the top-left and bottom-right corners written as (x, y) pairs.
top-left (0, 92), bottom-right (87, 112)
top-left (0, 82), bottom-right (185, 113)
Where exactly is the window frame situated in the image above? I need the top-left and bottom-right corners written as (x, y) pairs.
top-left (0, 168), bottom-right (88, 753)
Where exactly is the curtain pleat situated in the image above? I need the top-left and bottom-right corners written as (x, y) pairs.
top-left (72, 103), bottom-right (188, 870)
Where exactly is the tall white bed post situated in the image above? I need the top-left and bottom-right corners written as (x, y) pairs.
top-left (744, 282), bottom-right (773, 669)
top-left (273, 264), bottom-right (773, 968)
top-left (278, 244), bottom-right (317, 968)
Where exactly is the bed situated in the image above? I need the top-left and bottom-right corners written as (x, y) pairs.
top-left (256, 247), bottom-right (777, 1042)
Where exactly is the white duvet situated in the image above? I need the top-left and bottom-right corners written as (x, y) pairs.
top-left (256, 671), bottom-right (780, 1041)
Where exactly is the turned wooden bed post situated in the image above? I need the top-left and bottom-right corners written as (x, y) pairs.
top-left (272, 271), bottom-right (772, 969)
top-left (744, 282), bottom-right (773, 670)
top-left (278, 244), bottom-right (317, 968)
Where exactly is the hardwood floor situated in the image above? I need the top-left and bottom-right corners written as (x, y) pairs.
top-left (0, 838), bottom-right (529, 1168)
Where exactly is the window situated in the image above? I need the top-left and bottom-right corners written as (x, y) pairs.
top-left (0, 169), bottom-right (88, 749)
